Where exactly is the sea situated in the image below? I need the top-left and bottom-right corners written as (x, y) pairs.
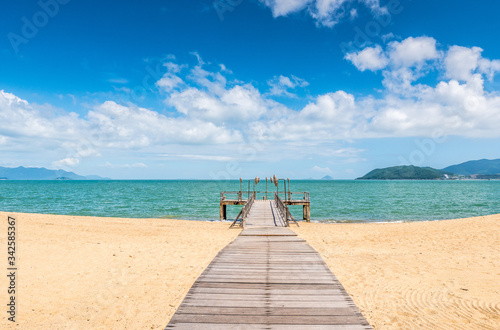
top-left (0, 180), bottom-right (499, 223)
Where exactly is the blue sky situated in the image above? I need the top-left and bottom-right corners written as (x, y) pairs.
top-left (1, 0), bottom-right (500, 179)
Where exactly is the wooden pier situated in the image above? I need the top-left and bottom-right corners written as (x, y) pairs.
top-left (166, 199), bottom-right (371, 329)
top-left (220, 176), bottom-right (311, 222)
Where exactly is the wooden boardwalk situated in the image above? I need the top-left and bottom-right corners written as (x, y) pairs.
top-left (166, 200), bottom-right (372, 329)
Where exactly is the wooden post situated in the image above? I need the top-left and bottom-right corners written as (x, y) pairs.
top-left (220, 203), bottom-right (227, 221)
top-left (303, 204), bottom-right (310, 222)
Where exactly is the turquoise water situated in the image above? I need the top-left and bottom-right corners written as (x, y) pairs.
top-left (0, 180), bottom-right (499, 222)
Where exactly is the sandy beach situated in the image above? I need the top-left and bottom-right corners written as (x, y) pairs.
top-left (1, 211), bottom-right (499, 329)
top-left (292, 216), bottom-right (500, 329)
top-left (0, 212), bottom-right (240, 329)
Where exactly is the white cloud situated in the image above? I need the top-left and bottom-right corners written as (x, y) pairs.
top-left (54, 157), bottom-right (80, 167)
top-left (310, 0), bottom-right (349, 27)
top-left (168, 84), bottom-right (270, 123)
top-left (251, 37), bottom-right (500, 140)
top-left (312, 165), bottom-right (332, 173)
top-left (157, 73), bottom-right (183, 92)
top-left (444, 45), bottom-right (500, 82)
top-left (0, 90), bottom-right (83, 141)
top-left (349, 8), bottom-right (357, 19)
top-left (2, 37), bottom-right (500, 171)
top-left (88, 100), bottom-right (242, 145)
top-left (261, 0), bottom-right (312, 17)
top-left (267, 75), bottom-right (309, 96)
top-left (388, 36), bottom-right (440, 68)
top-left (260, 0), bottom-right (387, 27)
top-left (156, 61), bottom-right (185, 92)
top-left (346, 37), bottom-right (440, 95)
top-left (345, 45), bottom-right (388, 72)
top-left (0, 87), bottom-right (243, 168)
top-left (161, 154), bottom-right (234, 162)
top-left (101, 162), bottom-right (148, 168)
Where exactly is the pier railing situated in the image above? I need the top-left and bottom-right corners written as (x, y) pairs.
top-left (274, 192), bottom-right (299, 227)
top-left (229, 192), bottom-right (255, 228)
top-left (221, 191), bottom-right (309, 202)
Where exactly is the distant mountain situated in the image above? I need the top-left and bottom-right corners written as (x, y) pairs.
top-left (321, 175), bottom-right (334, 180)
top-left (0, 166), bottom-right (108, 180)
top-left (357, 166), bottom-right (452, 180)
top-left (443, 159), bottom-right (500, 176)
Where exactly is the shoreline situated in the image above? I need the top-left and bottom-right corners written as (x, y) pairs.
top-left (3, 209), bottom-right (500, 224)
top-left (1, 211), bottom-right (498, 329)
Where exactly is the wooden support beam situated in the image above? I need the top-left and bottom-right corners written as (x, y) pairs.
top-left (303, 204), bottom-right (311, 222)
top-left (219, 204), bottom-right (227, 221)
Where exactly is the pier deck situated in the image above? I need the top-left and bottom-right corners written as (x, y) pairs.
top-left (166, 201), bottom-right (371, 329)
top-left (220, 191), bottom-right (310, 222)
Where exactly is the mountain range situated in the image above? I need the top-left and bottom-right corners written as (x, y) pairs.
top-left (1, 158), bottom-right (499, 181)
top-left (357, 158), bottom-right (500, 180)
top-left (442, 159), bottom-right (500, 176)
top-left (0, 166), bottom-right (108, 180)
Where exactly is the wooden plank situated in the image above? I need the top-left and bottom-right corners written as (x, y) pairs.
top-left (175, 306), bottom-right (361, 316)
top-left (188, 288), bottom-right (344, 295)
top-left (167, 324), bottom-right (370, 330)
top-left (179, 300), bottom-right (358, 308)
top-left (170, 314), bottom-right (367, 325)
top-left (190, 282), bottom-right (344, 290)
top-left (184, 294), bottom-right (349, 301)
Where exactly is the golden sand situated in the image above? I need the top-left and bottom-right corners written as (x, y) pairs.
top-left (292, 215), bottom-right (500, 329)
top-left (0, 212), bottom-right (240, 329)
top-left (1, 211), bottom-right (499, 329)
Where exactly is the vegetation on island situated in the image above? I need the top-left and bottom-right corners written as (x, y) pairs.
top-left (357, 166), bottom-right (453, 180)
top-left (358, 158), bottom-right (500, 180)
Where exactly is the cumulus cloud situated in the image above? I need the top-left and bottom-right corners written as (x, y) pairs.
top-left (260, 0), bottom-right (387, 27)
top-left (342, 36), bottom-right (500, 138)
top-left (245, 36), bottom-right (500, 141)
top-left (0, 87), bottom-right (242, 168)
top-left (388, 36), bottom-right (440, 68)
top-left (158, 55), bottom-right (290, 126)
top-left (345, 45), bottom-right (388, 71)
top-left (346, 37), bottom-right (441, 95)
top-left (2, 37), bottom-right (500, 170)
top-left (88, 101), bottom-right (242, 145)
top-left (445, 45), bottom-right (500, 82)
